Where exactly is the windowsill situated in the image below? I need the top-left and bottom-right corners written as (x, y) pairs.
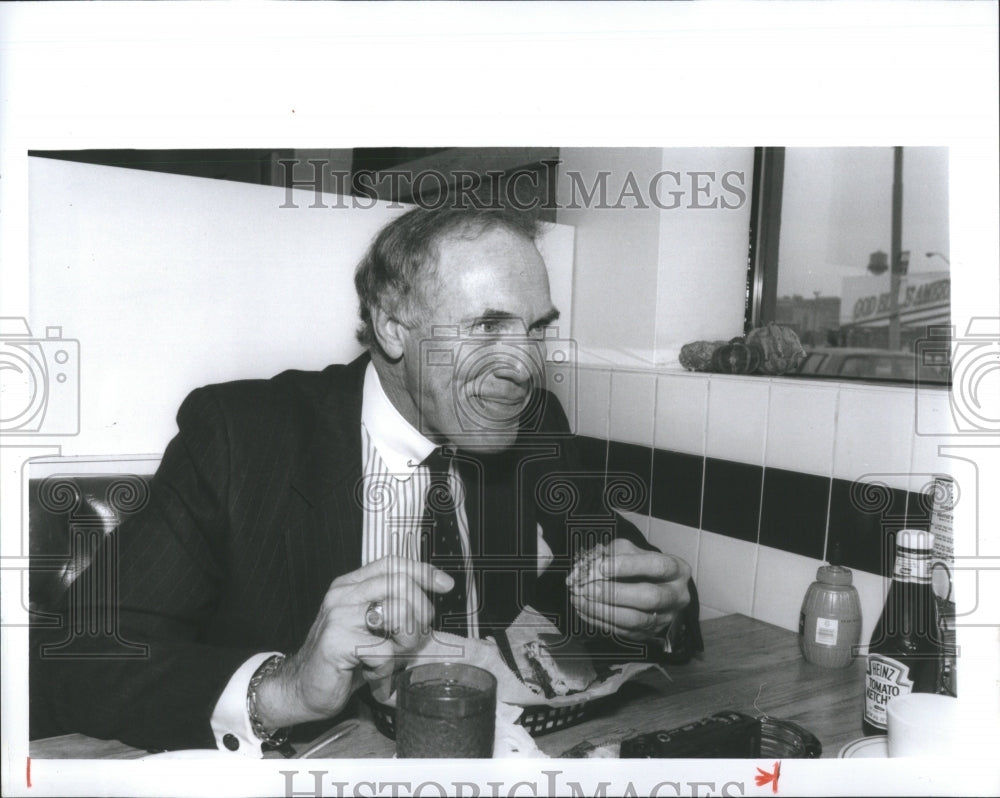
top-left (569, 345), bottom-right (951, 390)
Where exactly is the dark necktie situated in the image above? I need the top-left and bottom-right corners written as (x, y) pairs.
top-left (422, 448), bottom-right (469, 637)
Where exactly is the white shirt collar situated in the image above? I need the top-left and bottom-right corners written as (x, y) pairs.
top-left (361, 361), bottom-right (437, 479)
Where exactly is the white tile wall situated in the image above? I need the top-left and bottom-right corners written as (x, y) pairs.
top-left (574, 366), bottom-right (612, 439)
top-left (909, 388), bottom-right (955, 494)
top-left (751, 545), bottom-right (825, 632)
top-left (655, 373), bottom-right (708, 455)
top-left (765, 381), bottom-right (838, 475)
top-left (833, 385), bottom-right (916, 490)
top-left (696, 531), bottom-right (757, 617)
top-left (913, 384), bottom-right (959, 439)
top-left (609, 371), bottom-right (657, 445)
top-left (705, 376), bottom-right (769, 465)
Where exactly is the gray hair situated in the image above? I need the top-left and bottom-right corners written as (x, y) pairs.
top-left (353, 206), bottom-right (540, 351)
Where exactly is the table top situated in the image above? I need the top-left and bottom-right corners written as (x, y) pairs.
top-left (29, 613), bottom-right (868, 760)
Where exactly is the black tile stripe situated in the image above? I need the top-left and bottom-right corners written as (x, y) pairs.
top-left (576, 434), bottom-right (933, 577)
top-left (759, 467), bottom-right (829, 560)
top-left (827, 478), bottom-right (909, 577)
top-left (702, 458), bottom-right (763, 543)
top-left (575, 435), bottom-right (608, 474)
top-left (606, 441), bottom-right (653, 516)
top-left (651, 448), bottom-right (703, 529)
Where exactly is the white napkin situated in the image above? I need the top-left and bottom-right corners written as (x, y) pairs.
top-left (370, 629), bottom-right (666, 759)
top-left (493, 703), bottom-right (548, 758)
top-left (391, 630), bottom-right (666, 708)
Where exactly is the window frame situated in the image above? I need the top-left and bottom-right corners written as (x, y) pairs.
top-left (744, 146), bottom-right (784, 335)
top-left (744, 146), bottom-right (950, 387)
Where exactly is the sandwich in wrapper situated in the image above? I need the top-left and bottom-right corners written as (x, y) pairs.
top-left (502, 609), bottom-right (598, 698)
top-left (566, 540), bottom-right (611, 589)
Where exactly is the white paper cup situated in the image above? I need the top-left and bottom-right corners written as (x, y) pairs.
top-left (887, 693), bottom-right (960, 757)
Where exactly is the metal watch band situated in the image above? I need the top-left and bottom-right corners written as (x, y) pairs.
top-left (247, 653), bottom-right (291, 748)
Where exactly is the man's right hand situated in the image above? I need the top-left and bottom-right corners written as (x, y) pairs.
top-left (253, 556), bottom-right (454, 729)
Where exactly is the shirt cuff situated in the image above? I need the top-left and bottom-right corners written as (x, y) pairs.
top-left (210, 651), bottom-right (281, 757)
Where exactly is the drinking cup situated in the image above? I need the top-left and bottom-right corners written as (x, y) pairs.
top-left (395, 663), bottom-right (497, 758)
top-left (886, 693), bottom-right (959, 757)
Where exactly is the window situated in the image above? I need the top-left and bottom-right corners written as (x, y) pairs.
top-left (747, 147), bottom-right (951, 384)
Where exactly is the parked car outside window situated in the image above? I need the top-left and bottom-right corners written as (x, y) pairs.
top-left (795, 347), bottom-right (949, 384)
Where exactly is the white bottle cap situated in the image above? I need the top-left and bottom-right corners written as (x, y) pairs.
top-left (897, 529), bottom-right (934, 551)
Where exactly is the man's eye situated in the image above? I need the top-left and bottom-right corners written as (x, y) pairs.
top-left (473, 320), bottom-right (503, 335)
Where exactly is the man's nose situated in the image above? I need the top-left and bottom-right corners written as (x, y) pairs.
top-left (489, 344), bottom-right (544, 385)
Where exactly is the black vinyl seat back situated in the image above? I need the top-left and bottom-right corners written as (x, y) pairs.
top-left (28, 473), bottom-right (152, 615)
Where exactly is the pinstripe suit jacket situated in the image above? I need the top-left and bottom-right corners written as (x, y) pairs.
top-left (32, 354), bottom-right (656, 751)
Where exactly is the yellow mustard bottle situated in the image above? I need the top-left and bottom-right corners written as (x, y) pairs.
top-left (799, 547), bottom-right (863, 669)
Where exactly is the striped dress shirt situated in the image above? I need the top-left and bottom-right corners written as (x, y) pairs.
top-left (359, 362), bottom-right (480, 639)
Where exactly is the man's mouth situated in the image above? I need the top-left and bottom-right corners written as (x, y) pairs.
top-left (469, 393), bottom-right (530, 419)
top-left (475, 395), bottom-right (526, 406)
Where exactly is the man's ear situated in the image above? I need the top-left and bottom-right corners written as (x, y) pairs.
top-left (372, 306), bottom-right (408, 360)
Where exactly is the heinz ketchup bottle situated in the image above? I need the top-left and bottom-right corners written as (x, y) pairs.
top-left (862, 529), bottom-right (945, 736)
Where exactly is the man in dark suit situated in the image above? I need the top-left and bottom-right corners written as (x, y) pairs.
top-left (33, 206), bottom-right (696, 755)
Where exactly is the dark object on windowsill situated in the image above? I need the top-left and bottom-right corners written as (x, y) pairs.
top-left (678, 323), bottom-right (806, 377)
top-left (711, 340), bottom-right (762, 375)
top-left (744, 322), bottom-right (807, 375)
top-left (679, 339), bottom-right (730, 372)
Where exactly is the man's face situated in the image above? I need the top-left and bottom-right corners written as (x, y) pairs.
top-left (399, 226), bottom-right (559, 453)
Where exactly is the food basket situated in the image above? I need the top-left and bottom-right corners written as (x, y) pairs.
top-left (364, 687), bottom-right (610, 739)
top-left (362, 613), bottom-right (662, 740)
top-left (517, 698), bottom-right (610, 736)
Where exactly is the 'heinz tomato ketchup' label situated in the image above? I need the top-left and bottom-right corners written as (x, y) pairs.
top-left (864, 654), bottom-right (914, 730)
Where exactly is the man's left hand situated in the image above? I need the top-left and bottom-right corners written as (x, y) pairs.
top-left (568, 539), bottom-right (691, 643)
